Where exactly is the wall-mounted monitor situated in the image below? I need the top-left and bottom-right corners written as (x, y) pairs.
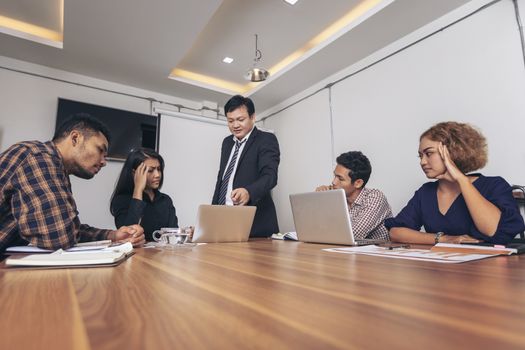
top-left (55, 98), bottom-right (159, 161)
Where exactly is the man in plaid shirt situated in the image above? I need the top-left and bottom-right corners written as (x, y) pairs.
top-left (316, 151), bottom-right (393, 240)
top-left (0, 113), bottom-right (145, 252)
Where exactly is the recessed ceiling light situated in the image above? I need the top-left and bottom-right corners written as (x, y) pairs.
top-left (222, 57), bottom-right (234, 64)
top-left (284, 0), bottom-right (299, 5)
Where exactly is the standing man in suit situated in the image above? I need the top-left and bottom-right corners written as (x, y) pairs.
top-left (212, 95), bottom-right (280, 237)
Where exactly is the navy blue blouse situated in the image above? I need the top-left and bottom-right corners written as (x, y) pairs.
top-left (111, 191), bottom-right (178, 242)
top-left (385, 174), bottom-right (525, 244)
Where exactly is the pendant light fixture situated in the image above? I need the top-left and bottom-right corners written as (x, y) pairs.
top-left (244, 34), bottom-right (269, 82)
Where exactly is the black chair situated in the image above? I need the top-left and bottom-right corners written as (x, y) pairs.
top-left (512, 185), bottom-right (525, 240)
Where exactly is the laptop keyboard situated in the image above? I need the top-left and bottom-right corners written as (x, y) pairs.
top-left (355, 239), bottom-right (388, 246)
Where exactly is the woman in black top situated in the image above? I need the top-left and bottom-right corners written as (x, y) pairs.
top-left (110, 148), bottom-right (178, 241)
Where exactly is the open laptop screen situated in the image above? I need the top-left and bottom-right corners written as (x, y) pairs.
top-left (192, 205), bottom-right (256, 243)
top-left (289, 189), bottom-right (358, 245)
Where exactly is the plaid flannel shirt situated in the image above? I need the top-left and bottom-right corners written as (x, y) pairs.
top-left (349, 188), bottom-right (393, 240)
top-left (0, 141), bottom-right (110, 252)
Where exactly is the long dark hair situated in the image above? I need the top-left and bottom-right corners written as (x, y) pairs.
top-left (110, 148), bottom-right (165, 214)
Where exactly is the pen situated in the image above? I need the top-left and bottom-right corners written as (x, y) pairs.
top-left (376, 243), bottom-right (410, 250)
top-left (386, 244), bottom-right (410, 250)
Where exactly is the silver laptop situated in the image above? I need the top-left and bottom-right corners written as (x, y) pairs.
top-left (191, 205), bottom-right (256, 243)
top-left (289, 189), bottom-right (387, 246)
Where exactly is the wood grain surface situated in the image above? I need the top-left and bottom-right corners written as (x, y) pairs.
top-left (1, 240), bottom-right (525, 349)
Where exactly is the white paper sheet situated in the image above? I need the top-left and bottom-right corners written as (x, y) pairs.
top-left (323, 245), bottom-right (496, 263)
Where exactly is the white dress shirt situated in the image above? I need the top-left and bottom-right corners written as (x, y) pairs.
top-left (223, 128), bottom-right (254, 205)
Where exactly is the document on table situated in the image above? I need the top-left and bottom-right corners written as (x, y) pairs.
top-left (5, 242), bottom-right (134, 268)
top-left (323, 245), bottom-right (501, 263)
top-left (6, 240), bottom-right (113, 253)
top-left (271, 231), bottom-right (298, 241)
top-left (431, 243), bottom-right (517, 255)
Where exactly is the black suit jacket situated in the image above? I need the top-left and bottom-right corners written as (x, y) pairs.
top-left (212, 127), bottom-right (280, 237)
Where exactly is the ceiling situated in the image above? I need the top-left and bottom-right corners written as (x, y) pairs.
top-left (0, 0), bottom-right (472, 113)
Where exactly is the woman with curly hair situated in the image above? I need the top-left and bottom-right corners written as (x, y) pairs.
top-left (386, 121), bottom-right (524, 245)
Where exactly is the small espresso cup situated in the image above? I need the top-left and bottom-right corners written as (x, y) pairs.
top-left (152, 227), bottom-right (188, 245)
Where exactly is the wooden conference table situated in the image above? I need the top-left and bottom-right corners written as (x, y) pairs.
top-left (1, 239), bottom-right (525, 350)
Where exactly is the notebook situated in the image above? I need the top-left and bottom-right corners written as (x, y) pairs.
top-left (5, 242), bottom-right (134, 268)
top-left (6, 240), bottom-right (113, 253)
top-left (191, 204), bottom-right (256, 243)
top-left (289, 189), bottom-right (387, 246)
top-left (271, 232), bottom-right (298, 241)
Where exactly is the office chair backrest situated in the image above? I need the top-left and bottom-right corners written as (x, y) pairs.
top-left (512, 185), bottom-right (525, 239)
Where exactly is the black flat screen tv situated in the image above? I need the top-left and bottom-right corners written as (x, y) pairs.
top-left (55, 98), bottom-right (159, 161)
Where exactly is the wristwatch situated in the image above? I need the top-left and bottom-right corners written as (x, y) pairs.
top-left (435, 232), bottom-right (444, 244)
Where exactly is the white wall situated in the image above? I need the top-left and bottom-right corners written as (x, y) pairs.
top-left (263, 91), bottom-right (333, 232)
top-left (263, 0), bottom-right (525, 232)
top-left (0, 56), bottom-right (202, 229)
top-left (158, 113), bottom-right (227, 226)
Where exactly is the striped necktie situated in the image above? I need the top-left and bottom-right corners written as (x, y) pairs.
top-left (218, 139), bottom-right (246, 205)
